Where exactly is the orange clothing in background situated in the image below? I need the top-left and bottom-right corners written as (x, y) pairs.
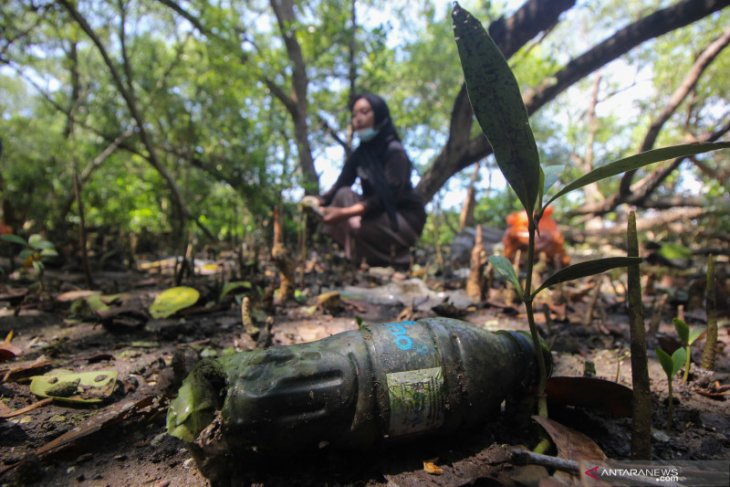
top-left (502, 207), bottom-right (570, 266)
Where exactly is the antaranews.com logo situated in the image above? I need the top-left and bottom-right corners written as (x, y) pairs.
top-left (582, 460), bottom-right (729, 486)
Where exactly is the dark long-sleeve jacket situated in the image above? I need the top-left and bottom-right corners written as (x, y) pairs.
top-left (321, 139), bottom-right (426, 235)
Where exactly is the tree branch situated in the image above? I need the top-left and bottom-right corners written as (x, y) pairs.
top-left (57, 0), bottom-right (192, 228)
top-left (418, 0), bottom-right (577, 201)
top-left (618, 27), bottom-right (730, 197)
top-left (630, 118), bottom-right (730, 206)
top-left (269, 0), bottom-right (318, 193)
top-left (59, 130), bottom-right (134, 224)
top-left (317, 114), bottom-right (350, 156)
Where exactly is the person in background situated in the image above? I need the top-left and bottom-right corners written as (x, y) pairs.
top-left (318, 93), bottom-right (426, 267)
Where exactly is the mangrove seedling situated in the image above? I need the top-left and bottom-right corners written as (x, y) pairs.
top-left (451, 2), bottom-right (730, 423)
top-left (673, 317), bottom-right (704, 383)
top-left (0, 233), bottom-right (59, 288)
top-left (656, 346), bottom-right (686, 427)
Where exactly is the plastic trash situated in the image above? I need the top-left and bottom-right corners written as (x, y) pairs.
top-left (342, 278), bottom-right (472, 309)
top-left (167, 317), bottom-right (550, 469)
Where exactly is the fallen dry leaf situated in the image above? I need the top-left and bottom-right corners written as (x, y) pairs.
top-left (1, 355), bottom-right (53, 382)
top-left (423, 460), bottom-right (444, 475)
top-left (0, 342), bottom-right (22, 362)
top-left (533, 415), bottom-right (607, 462)
top-left (55, 290), bottom-right (99, 302)
top-left (545, 376), bottom-right (633, 417)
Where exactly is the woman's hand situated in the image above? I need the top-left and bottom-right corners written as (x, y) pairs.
top-left (321, 203), bottom-right (365, 224)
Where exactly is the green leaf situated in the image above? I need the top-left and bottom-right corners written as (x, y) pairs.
top-left (40, 248), bottom-right (59, 258)
top-left (27, 234), bottom-right (53, 250)
top-left (658, 243), bottom-right (692, 261)
top-left (544, 142), bottom-right (730, 208)
top-left (30, 369), bottom-right (118, 404)
top-left (688, 327), bottom-right (704, 346)
top-left (452, 3), bottom-right (541, 216)
top-left (34, 240), bottom-right (55, 251)
top-left (149, 286), bottom-right (200, 319)
top-left (0, 234), bottom-right (27, 246)
top-left (533, 257), bottom-right (643, 297)
top-left (673, 318), bottom-right (689, 345)
top-left (85, 294), bottom-right (110, 313)
top-left (672, 348), bottom-right (687, 376)
top-left (219, 281), bottom-right (252, 302)
top-left (293, 289), bottom-right (307, 304)
top-left (656, 348), bottom-right (674, 377)
top-left (166, 360), bottom-right (223, 442)
top-left (19, 249), bottom-right (34, 261)
top-left (488, 255), bottom-right (523, 296)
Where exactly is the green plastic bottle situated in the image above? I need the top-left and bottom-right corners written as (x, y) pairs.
top-left (168, 317), bottom-right (549, 456)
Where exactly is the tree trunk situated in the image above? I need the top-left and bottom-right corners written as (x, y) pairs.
top-left (459, 163), bottom-right (479, 232)
top-left (270, 0), bottom-right (319, 194)
top-left (58, 0), bottom-right (192, 233)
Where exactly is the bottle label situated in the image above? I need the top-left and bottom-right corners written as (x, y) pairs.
top-left (386, 366), bottom-right (445, 436)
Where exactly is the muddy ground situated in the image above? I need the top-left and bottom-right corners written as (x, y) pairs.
top-left (0, 257), bottom-right (728, 486)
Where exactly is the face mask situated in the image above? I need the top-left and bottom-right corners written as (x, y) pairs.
top-left (356, 127), bottom-right (378, 142)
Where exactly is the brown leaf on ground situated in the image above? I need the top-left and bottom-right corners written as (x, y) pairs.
top-left (96, 306), bottom-right (149, 331)
top-left (533, 416), bottom-right (607, 462)
top-left (545, 376), bottom-right (633, 417)
top-left (1, 355), bottom-right (53, 382)
top-left (0, 341), bottom-right (22, 362)
top-left (55, 290), bottom-right (99, 302)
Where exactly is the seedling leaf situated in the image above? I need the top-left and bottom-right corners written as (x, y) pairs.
top-left (544, 142), bottom-right (730, 208)
top-left (656, 348), bottom-right (673, 377)
top-left (673, 318), bottom-right (689, 345)
top-left (0, 234), bottom-right (27, 246)
top-left (452, 3), bottom-right (541, 216)
top-left (40, 248), bottom-right (59, 258)
top-left (688, 327), bottom-right (704, 345)
top-left (672, 348), bottom-right (687, 376)
top-left (659, 243), bottom-right (692, 261)
top-left (219, 281), bottom-right (252, 302)
top-left (28, 234), bottom-right (54, 250)
top-left (488, 255), bottom-right (523, 296)
top-left (533, 257), bottom-right (642, 297)
top-left (19, 249), bottom-right (34, 261)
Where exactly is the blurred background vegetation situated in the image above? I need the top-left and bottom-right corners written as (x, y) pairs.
top-left (0, 0), bottom-right (728, 259)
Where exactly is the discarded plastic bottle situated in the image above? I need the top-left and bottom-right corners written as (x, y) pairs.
top-left (167, 317), bottom-right (550, 455)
